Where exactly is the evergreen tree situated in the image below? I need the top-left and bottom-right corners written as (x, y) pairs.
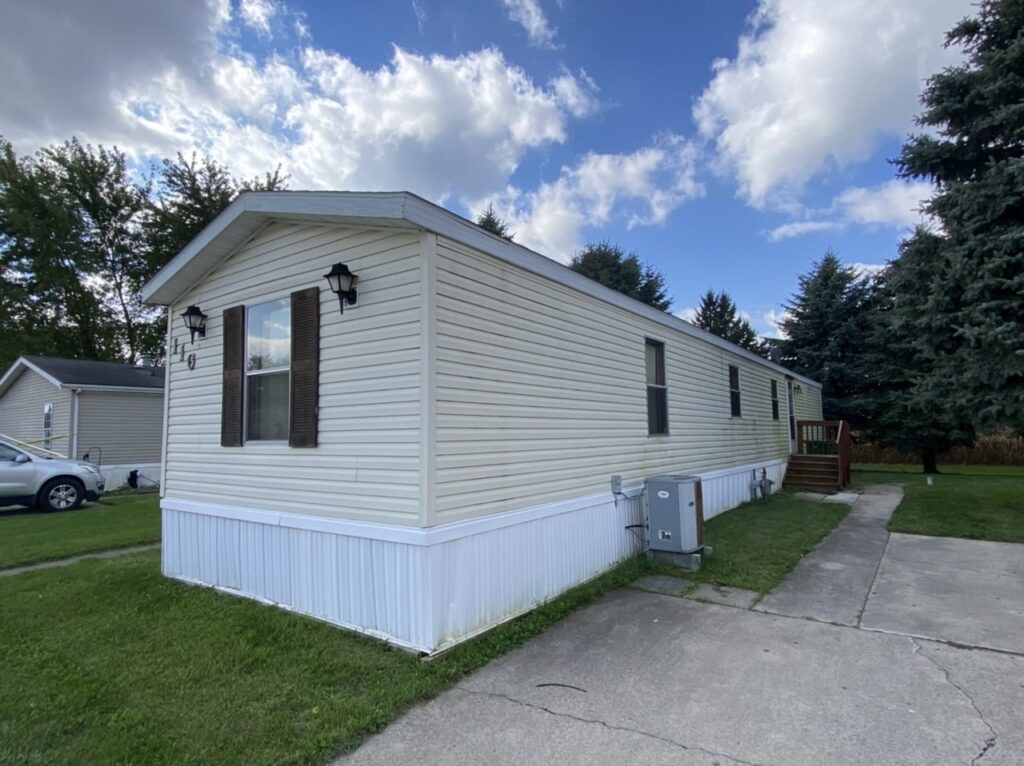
top-left (570, 241), bottom-right (671, 311)
top-left (780, 250), bottom-right (878, 425)
top-left (474, 204), bottom-right (514, 241)
top-left (896, 0), bottom-right (1024, 429)
top-left (860, 232), bottom-right (976, 472)
top-left (692, 289), bottom-right (760, 352)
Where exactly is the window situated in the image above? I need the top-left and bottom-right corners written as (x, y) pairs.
top-left (646, 339), bottom-right (668, 435)
top-left (771, 381), bottom-right (780, 420)
top-left (43, 403), bottom-right (53, 449)
top-left (245, 298), bottom-right (291, 441)
top-left (222, 288), bottom-right (319, 449)
top-left (0, 443), bottom-right (22, 461)
top-left (729, 365), bottom-right (741, 417)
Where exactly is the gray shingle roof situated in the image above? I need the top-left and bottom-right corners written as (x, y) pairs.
top-left (22, 356), bottom-right (165, 389)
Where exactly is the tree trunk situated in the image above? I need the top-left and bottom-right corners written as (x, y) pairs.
top-left (922, 447), bottom-right (939, 474)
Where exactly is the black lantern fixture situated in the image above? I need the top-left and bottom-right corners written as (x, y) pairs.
top-left (324, 262), bottom-right (358, 313)
top-left (181, 305), bottom-right (208, 344)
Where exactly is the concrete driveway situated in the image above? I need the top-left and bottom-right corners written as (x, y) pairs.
top-left (343, 486), bottom-right (1024, 766)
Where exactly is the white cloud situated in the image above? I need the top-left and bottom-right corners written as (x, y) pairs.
top-left (766, 220), bottom-right (841, 242)
top-left (502, 0), bottom-right (559, 49)
top-left (766, 179), bottom-right (933, 241)
top-left (549, 69), bottom-right (599, 118)
top-left (239, 0), bottom-right (279, 35)
top-left (411, 0), bottom-right (427, 33)
top-left (478, 135), bottom-right (703, 260)
top-left (1, 2), bottom-right (696, 265)
top-left (694, 0), bottom-right (971, 207)
top-left (849, 262), bottom-right (888, 278)
top-left (98, 41), bottom-right (604, 203)
top-left (674, 306), bottom-right (697, 323)
top-left (757, 309), bottom-right (791, 338)
top-left (0, 0), bottom-right (220, 153)
top-left (835, 179), bottom-right (932, 228)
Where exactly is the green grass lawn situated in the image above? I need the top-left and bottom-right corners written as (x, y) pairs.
top-left (0, 550), bottom-right (663, 765)
top-left (852, 464), bottom-right (1024, 543)
top-left (685, 492), bottom-right (849, 593)
top-left (0, 492), bottom-right (160, 569)
top-left (0, 490), bottom-right (849, 763)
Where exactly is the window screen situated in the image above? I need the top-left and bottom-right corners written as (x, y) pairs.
top-left (729, 365), bottom-right (741, 417)
top-left (646, 340), bottom-right (668, 435)
top-left (245, 298), bottom-right (291, 441)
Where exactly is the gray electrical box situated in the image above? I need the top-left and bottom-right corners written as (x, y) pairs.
top-left (645, 475), bottom-right (704, 554)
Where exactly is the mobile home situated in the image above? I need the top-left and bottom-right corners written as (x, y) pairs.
top-left (142, 191), bottom-right (823, 653)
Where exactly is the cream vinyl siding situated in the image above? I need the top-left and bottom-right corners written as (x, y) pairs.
top-left (433, 238), bottom-right (795, 523)
top-left (77, 390), bottom-right (163, 464)
top-left (163, 223), bottom-right (423, 525)
top-left (794, 385), bottom-right (825, 421)
top-left (0, 370), bottom-right (70, 452)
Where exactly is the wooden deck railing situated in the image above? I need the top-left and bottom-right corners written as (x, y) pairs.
top-left (795, 420), bottom-right (852, 489)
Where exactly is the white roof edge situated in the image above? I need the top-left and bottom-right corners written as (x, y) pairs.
top-left (0, 357), bottom-right (62, 396)
top-left (140, 190), bottom-right (822, 389)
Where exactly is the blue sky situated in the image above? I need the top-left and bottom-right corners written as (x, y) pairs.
top-left (1, 0), bottom-right (973, 333)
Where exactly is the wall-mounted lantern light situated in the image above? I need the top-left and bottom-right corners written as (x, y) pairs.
top-left (324, 262), bottom-right (358, 314)
top-left (181, 305), bottom-right (208, 344)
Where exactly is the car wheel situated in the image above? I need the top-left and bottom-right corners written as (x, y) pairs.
top-left (39, 478), bottom-right (85, 512)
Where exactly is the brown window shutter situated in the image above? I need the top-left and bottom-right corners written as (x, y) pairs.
top-left (289, 286), bottom-right (320, 448)
top-left (221, 305), bottom-right (246, 447)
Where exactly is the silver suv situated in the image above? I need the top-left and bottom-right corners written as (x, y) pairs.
top-left (0, 439), bottom-right (105, 512)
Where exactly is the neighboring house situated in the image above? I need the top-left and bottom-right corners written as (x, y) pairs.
top-left (0, 356), bottom-right (165, 488)
top-left (141, 191), bottom-right (824, 654)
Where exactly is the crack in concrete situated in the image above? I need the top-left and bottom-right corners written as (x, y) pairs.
top-left (910, 638), bottom-right (998, 765)
top-left (855, 529), bottom-right (892, 628)
top-left (457, 687), bottom-right (770, 766)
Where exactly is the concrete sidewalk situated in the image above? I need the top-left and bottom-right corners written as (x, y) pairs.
top-left (754, 485), bottom-right (901, 625)
top-left (862, 533), bottom-right (1024, 654)
top-left (342, 590), bottom-right (1021, 766)
top-left (341, 485), bottom-right (1024, 765)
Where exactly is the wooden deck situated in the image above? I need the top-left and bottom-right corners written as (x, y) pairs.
top-left (783, 420), bottom-right (852, 492)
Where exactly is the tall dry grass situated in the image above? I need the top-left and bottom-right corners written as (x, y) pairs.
top-left (853, 430), bottom-right (1024, 466)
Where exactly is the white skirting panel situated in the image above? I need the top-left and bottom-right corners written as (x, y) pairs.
top-left (100, 463), bottom-right (162, 490)
top-left (161, 506), bottom-right (435, 651)
top-left (697, 458), bottom-right (788, 520)
top-left (160, 457), bottom-right (782, 653)
top-left (161, 490), bottom-right (644, 654)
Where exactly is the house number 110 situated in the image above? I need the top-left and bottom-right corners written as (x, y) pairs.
top-left (172, 337), bottom-right (198, 370)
